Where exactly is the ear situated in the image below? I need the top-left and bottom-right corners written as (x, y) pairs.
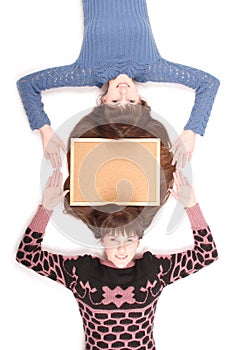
top-left (99, 238), bottom-right (104, 245)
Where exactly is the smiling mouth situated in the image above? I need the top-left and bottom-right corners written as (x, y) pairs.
top-left (116, 83), bottom-right (130, 88)
top-left (115, 255), bottom-right (128, 260)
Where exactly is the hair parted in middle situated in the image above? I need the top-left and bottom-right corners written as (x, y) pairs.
top-left (64, 104), bottom-right (175, 239)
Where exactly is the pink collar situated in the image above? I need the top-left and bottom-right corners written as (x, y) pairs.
top-left (99, 258), bottom-right (136, 269)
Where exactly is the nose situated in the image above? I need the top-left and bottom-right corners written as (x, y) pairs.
top-left (118, 86), bottom-right (128, 102)
top-left (118, 85), bottom-right (128, 93)
top-left (117, 244), bottom-right (127, 255)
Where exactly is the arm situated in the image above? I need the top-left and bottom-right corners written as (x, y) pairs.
top-left (146, 58), bottom-right (220, 136)
top-left (17, 61), bottom-right (96, 130)
top-left (17, 62), bottom-right (96, 168)
top-left (16, 170), bottom-right (80, 288)
top-left (157, 171), bottom-right (218, 285)
top-left (157, 204), bottom-right (218, 286)
top-left (16, 206), bottom-right (70, 286)
top-left (145, 58), bottom-right (220, 167)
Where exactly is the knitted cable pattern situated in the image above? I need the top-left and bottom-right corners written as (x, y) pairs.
top-left (17, 0), bottom-right (219, 133)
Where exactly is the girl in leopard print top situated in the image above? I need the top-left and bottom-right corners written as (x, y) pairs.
top-left (16, 170), bottom-right (218, 350)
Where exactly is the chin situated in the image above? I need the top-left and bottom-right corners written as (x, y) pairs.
top-left (116, 73), bottom-right (128, 78)
top-left (114, 259), bottom-right (130, 269)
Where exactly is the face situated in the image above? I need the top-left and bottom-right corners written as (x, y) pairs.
top-left (101, 232), bottom-right (140, 268)
top-left (102, 74), bottom-right (141, 106)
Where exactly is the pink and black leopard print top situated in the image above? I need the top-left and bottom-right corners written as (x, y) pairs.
top-left (16, 204), bottom-right (218, 350)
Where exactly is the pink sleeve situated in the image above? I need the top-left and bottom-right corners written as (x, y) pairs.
top-left (16, 206), bottom-right (77, 288)
top-left (156, 204), bottom-right (218, 286)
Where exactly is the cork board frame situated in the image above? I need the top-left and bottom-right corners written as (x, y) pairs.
top-left (70, 138), bottom-right (160, 206)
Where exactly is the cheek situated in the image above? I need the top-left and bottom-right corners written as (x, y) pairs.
top-left (105, 248), bottom-right (116, 260)
top-left (126, 244), bottom-right (138, 257)
top-left (105, 88), bottom-right (116, 101)
top-left (133, 88), bottom-right (140, 99)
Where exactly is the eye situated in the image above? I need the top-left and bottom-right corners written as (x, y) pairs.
top-left (111, 100), bottom-right (119, 104)
top-left (129, 100), bottom-right (136, 104)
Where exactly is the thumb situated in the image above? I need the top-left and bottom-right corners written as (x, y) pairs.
top-left (188, 151), bottom-right (193, 161)
top-left (44, 151), bottom-right (50, 159)
top-left (169, 188), bottom-right (177, 200)
top-left (59, 190), bottom-right (70, 200)
top-left (59, 140), bottom-right (67, 153)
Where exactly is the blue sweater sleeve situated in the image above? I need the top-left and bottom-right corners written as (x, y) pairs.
top-left (144, 58), bottom-right (220, 136)
top-left (17, 61), bottom-right (96, 130)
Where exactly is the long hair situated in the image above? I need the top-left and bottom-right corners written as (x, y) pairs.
top-left (64, 104), bottom-right (175, 238)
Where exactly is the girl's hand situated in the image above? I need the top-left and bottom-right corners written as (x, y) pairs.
top-left (171, 130), bottom-right (196, 169)
top-left (169, 171), bottom-right (196, 208)
top-left (42, 170), bottom-right (69, 210)
top-left (40, 125), bottom-right (67, 168)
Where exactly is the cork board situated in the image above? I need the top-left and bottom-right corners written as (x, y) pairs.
top-left (70, 138), bottom-right (160, 206)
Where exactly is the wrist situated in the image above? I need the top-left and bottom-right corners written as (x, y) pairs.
top-left (41, 203), bottom-right (55, 211)
top-left (39, 124), bottom-right (54, 136)
top-left (185, 201), bottom-right (197, 209)
top-left (183, 129), bottom-right (196, 136)
top-left (185, 204), bottom-right (207, 229)
top-left (29, 205), bottom-right (53, 232)
top-left (184, 194), bottom-right (197, 208)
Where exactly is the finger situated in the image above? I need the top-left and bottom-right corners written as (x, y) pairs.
top-left (178, 150), bottom-right (187, 169)
top-left (49, 153), bottom-right (56, 168)
top-left (59, 189), bottom-right (70, 201)
top-left (44, 151), bottom-right (50, 160)
top-left (170, 138), bottom-right (180, 153)
top-left (184, 176), bottom-right (191, 187)
top-left (58, 152), bottom-right (62, 168)
top-left (178, 171), bottom-right (187, 186)
top-left (60, 140), bottom-right (67, 153)
top-left (172, 153), bottom-right (178, 166)
top-left (175, 154), bottom-right (182, 169)
top-left (49, 153), bottom-right (57, 168)
top-left (177, 170), bottom-right (184, 186)
top-left (171, 156), bottom-right (176, 166)
top-left (173, 171), bottom-right (180, 188)
top-left (50, 169), bottom-right (58, 186)
top-left (57, 171), bottom-right (63, 188)
top-left (51, 151), bottom-right (60, 169)
top-left (54, 152), bottom-right (62, 169)
top-left (188, 151), bottom-right (193, 161)
top-left (175, 170), bottom-right (185, 186)
top-left (45, 176), bottom-right (52, 188)
top-left (172, 148), bottom-right (180, 166)
top-left (54, 169), bottom-right (61, 187)
top-left (181, 153), bottom-right (187, 169)
top-left (169, 188), bottom-right (177, 199)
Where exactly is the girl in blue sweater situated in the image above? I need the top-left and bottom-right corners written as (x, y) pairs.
top-left (17, 0), bottom-right (219, 168)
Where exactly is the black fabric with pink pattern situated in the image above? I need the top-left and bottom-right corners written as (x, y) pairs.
top-left (16, 207), bottom-right (218, 350)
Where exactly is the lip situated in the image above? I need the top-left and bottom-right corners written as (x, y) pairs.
top-left (115, 255), bottom-right (128, 260)
top-left (116, 83), bottom-right (130, 88)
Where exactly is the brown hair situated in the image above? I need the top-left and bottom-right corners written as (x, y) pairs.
top-left (64, 104), bottom-right (175, 239)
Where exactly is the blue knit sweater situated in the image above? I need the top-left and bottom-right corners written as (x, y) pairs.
top-left (17, 0), bottom-right (220, 134)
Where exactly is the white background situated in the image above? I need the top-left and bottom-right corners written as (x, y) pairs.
top-left (1, 0), bottom-right (233, 349)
